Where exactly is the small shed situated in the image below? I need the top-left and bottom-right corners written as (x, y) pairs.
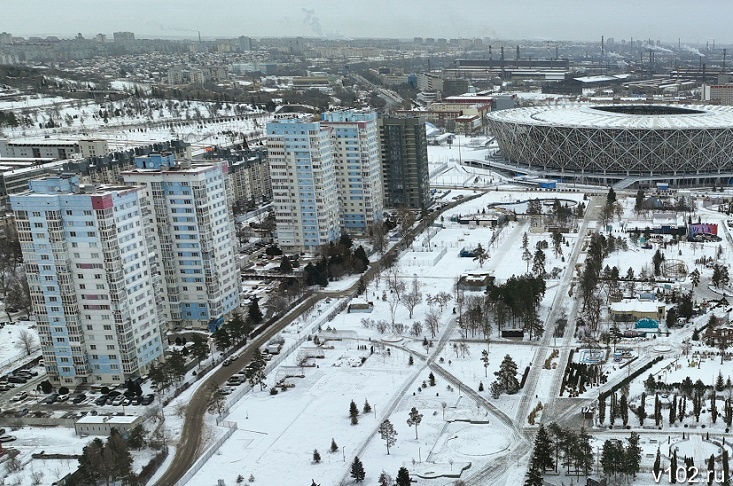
top-left (348, 300), bottom-right (374, 313)
top-left (457, 272), bottom-right (494, 291)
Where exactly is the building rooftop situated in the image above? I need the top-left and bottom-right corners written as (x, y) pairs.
top-left (76, 414), bottom-right (140, 425)
top-left (488, 104), bottom-right (733, 130)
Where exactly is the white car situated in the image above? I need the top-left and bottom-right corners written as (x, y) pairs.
top-left (11, 391), bottom-right (27, 402)
top-left (57, 394), bottom-right (69, 402)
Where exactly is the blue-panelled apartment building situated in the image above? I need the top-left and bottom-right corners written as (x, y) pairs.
top-left (266, 110), bottom-right (384, 253)
top-left (11, 153), bottom-right (239, 386)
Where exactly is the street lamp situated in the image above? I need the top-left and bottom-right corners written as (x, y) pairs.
top-left (342, 446), bottom-right (346, 463)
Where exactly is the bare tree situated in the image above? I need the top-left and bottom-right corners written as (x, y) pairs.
top-left (15, 328), bottom-right (38, 356)
top-left (401, 278), bottom-right (423, 319)
top-left (425, 309), bottom-right (441, 338)
top-left (388, 289), bottom-right (403, 328)
top-left (370, 223), bottom-right (388, 254)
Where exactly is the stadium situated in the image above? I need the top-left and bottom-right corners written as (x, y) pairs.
top-left (486, 104), bottom-right (733, 188)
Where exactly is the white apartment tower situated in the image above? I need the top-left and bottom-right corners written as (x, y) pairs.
top-left (267, 117), bottom-right (340, 253)
top-left (321, 111), bottom-right (383, 232)
top-left (10, 175), bottom-right (165, 386)
top-left (121, 153), bottom-right (240, 331)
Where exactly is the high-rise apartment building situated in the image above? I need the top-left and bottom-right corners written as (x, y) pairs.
top-left (267, 117), bottom-right (340, 253)
top-left (113, 31), bottom-right (135, 43)
top-left (321, 111), bottom-right (383, 232)
top-left (378, 116), bottom-right (431, 210)
top-left (10, 175), bottom-right (165, 386)
top-left (121, 154), bottom-right (239, 331)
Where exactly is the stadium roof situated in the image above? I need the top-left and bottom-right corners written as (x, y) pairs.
top-left (487, 104), bottom-right (733, 130)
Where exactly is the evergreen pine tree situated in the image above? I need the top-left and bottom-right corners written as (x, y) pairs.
top-left (670, 450), bottom-right (678, 484)
top-left (248, 297), bottom-right (263, 323)
top-left (624, 432), bottom-right (642, 478)
top-left (598, 395), bottom-right (606, 424)
top-left (722, 449), bottom-right (730, 486)
top-left (717, 371), bottom-right (726, 392)
top-left (655, 393), bottom-right (662, 426)
top-left (495, 354), bottom-right (520, 394)
top-left (601, 439), bottom-right (621, 478)
top-left (350, 456), bottom-right (365, 482)
top-left (610, 393), bottom-right (618, 425)
top-left (708, 454), bottom-right (716, 486)
top-left (363, 399), bottom-right (372, 414)
top-left (395, 467), bottom-right (411, 486)
top-left (428, 372), bottom-right (436, 386)
top-left (532, 424), bottom-right (555, 472)
top-left (653, 448), bottom-right (661, 478)
top-left (639, 392), bottom-right (647, 426)
top-left (378, 419), bottom-right (398, 455)
top-left (406, 407), bottom-right (423, 440)
top-left (576, 427), bottom-right (594, 476)
top-left (524, 458), bottom-right (544, 486)
top-left (349, 400), bottom-right (359, 425)
top-left (620, 394), bottom-right (629, 427)
top-left (312, 449), bottom-right (321, 463)
top-left (670, 395), bottom-right (678, 424)
top-left (330, 438), bottom-right (338, 453)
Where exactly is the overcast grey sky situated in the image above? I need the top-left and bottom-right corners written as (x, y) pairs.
top-left (3, 0), bottom-right (732, 45)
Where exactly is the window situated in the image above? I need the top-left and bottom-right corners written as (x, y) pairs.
top-left (105, 335), bottom-right (113, 340)
top-left (103, 325), bottom-right (111, 331)
top-left (89, 344), bottom-right (97, 349)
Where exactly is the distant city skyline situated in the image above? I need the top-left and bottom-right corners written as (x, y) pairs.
top-left (3, 0), bottom-right (733, 46)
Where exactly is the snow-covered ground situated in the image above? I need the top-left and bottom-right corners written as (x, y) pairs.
top-left (180, 190), bottom-right (577, 485)
top-left (0, 321), bottom-right (40, 376)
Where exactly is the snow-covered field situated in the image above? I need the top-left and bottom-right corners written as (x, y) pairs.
top-left (181, 191), bottom-right (578, 485)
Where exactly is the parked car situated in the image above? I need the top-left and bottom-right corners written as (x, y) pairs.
top-left (222, 358), bottom-right (233, 366)
top-left (44, 393), bottom-right (59, 404)
top-left (15, 371), bottom-right (32, 379)
top-left (111, 396), bottom-right (125, 406)
top-left (8, 376), bottom-right (27, 384)
top-left (0, 435), bottom-right (16, 443)
top-left (16, 407), bottom-right (29, 417)
top-left (140, 394), bottom-right (155, 405)
top-left (122, 398), bottom-right (132, 406)
top-left (11, 391), bottom-right (27, 401)
top-left (57, 394), bottom-right (69, 402)
top-left (131, 396), bottom-right (142, 405)
top-left (72, 394), bottom-right (86, 404)
top-left (218, 388), bottom-right (233, 395)
top-left (94, 395), bottom-right (109, 406)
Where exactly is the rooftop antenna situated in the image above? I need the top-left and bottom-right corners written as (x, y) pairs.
top-left (197, 30), bottom-right (201, 43)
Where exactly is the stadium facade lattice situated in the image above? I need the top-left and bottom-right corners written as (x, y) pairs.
top-left (486, 104), bottom-right (733, 188)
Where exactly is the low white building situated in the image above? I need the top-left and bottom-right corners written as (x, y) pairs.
top-left (75, 415), bottom-right (142, 436)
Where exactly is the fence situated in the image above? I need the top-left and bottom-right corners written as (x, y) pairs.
top-left (174, 420), bottom-right (238, 486)
top-left (401, 246), bottom-right (447, 267)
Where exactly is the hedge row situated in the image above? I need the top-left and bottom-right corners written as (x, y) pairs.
top-left (599, 355), bottom-right (664, 401)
